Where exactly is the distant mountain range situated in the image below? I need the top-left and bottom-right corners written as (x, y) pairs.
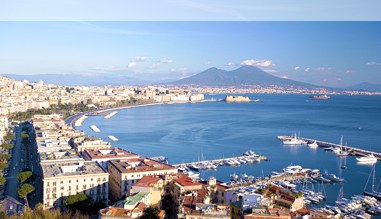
top-left (346, 82), bottom-right (381, 92)
top-left (169, 65), bottom-right (319, 88)
top-left (1, 74), bottom-right (152, 86)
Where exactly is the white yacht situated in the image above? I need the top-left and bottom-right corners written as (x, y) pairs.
top-left (356, 154), bottom-right (378, 163)
top-left (283, 133), bottom-right (307, 145)
top-left (308, 141), bottom-right (319, 149)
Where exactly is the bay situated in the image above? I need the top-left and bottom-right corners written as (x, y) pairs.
top-left (79, 94), bottom-right (381, 206)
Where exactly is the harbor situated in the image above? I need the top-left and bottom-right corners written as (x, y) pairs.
top-left (172, 150), bottom-right (268, 171)
top-left (278, 135), bottom-right (381, 161)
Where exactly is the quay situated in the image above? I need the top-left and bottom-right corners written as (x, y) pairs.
top-left (172, 154), bottom-right (268, 169)
top-left (278, 135), bottom-right (381, 159)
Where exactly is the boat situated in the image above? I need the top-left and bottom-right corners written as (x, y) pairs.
top-left (316, 176), bottom-right (331, 183)
top-left (90, 125), bottom-right (101, 132)
top-left (283, 133), bottom-right (307, 145)
top-left (188, 164), bottom-right (200, 171)
top-left (363, 164), bottom-right (381, 200)
top-left (187, 171), bottom-right (200, 179)
top-left (104, 111), bottom-right (118, 119)
top-left (337, 136), bottom-right (349, 157)
top-left (310, 94), bottom-right (331, 100)
top-left (357, 154), bottom-right (378, 163)
top-left (308, 141), bottom-right (319, 149)
top-left (108, 135), bottom-right (118, 141)
top-left (323, 172), bottom-right (344, 183)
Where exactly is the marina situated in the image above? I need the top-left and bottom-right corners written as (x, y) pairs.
top-left (173, 150), bottom-right (268, 171)
top-left (278, 135), bottom-right (381, 161)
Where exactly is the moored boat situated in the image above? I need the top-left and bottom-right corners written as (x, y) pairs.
top-left (357, 154), bottom-right (378, 163)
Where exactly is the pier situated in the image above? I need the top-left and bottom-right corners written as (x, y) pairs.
top-left (278, 135), bottom-right (381, 159)
top-left (172, 154), bottom-right (268, 170)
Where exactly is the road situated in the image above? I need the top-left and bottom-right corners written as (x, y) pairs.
top-left (5, 125), bottom-right (22, 203)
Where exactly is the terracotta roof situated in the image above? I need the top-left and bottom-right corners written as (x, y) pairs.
top-left (83, 148), bottom-right (139, 160)
top-left (174, 174), bottom-right (203, 187)
top-left (134, 175), bottom-right (162, 187)
top-left (109, 158), bottom-right (177, 174)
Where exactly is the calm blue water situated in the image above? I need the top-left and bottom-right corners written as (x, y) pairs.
top-left (79, 94), bottom-right (381, 206)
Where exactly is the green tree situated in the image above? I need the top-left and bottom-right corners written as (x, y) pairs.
top-left (0, 162), bottom-right (8, 170)
top-left (0, 176), bottom-right (6, 186)
top-left (17, 171), bottom-right (33, 183)
top-left (64, 194), bottom-right (91, 212)
top-left (1, 143), bottom-right (14, 149)
top-left (161, 193), bottom-right (177, 218)
top-left (0, 154), bottom-right (11, 161)
top-left (0, 211), bottom-right (7, 219)
top-left (17, 183), bottom-right (35, 207)
top-left (4, 134), bottom-right (14, 141)
top-left (141, 207), bottom-right (160, 219)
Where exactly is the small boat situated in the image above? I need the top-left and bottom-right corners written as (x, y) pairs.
top-left (316, 176), bottom-right (331, 183)
top-left (323, 172), bottom-right (344, 183)
top-left (310, 94), bottom-right (331, 100)
top-left (188, 164), bottom-right (200, 171)
top-left (357, 154), bottom-right (378, 163)
top-left (308, 141), bottom-right (319, 149)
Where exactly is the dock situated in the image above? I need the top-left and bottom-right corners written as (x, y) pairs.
top-left (172, 154), bottom-right (268, 170)
top-left (278, 135), bottom-right (381, 160)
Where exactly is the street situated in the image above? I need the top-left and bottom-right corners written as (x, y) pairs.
top-left (5, 125), bottom-right (22, 203)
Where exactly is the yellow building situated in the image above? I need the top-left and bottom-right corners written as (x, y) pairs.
top-left (108, 158), bottom-right (178, 202)
top-left (41, 160), bottom-right (109, 209)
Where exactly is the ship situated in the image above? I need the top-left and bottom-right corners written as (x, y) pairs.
top-left (283, 133), bottom-right (308, 145)
top-left (308, 141), bottom-right (319, 149)
top-left (90, 125), bottom-right (101, 132)
top-left (310, 95), bottom-right (331, 100)
top-left (104, 111), bottom-right (118, 119)
top-left (357, 154), bottom-right (378, 163)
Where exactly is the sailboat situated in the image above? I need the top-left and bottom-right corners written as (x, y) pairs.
top-left (337, 136), bottom-right (349, 157)
top-left (340, 156), bottom-right (347, 169)
top-left (363, 164), bottom-right (381, 199)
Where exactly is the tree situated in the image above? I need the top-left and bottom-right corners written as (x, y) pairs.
top-left (17, 171), bottom-right (33, 183)
top-left (0, 154), bottom-right (11, 161)
top-left (17, 183), bottom-right (35, 207)
top-left (1, 143), bottom-right (14, 149)
top-left (4, 134), bottom-right (14, 141)
top-left (161, 193), bottom-right (177, 218)
top-left (141, 207), bottom-right (160, 219)
top-left (64, 194), bottom-right (91, 212)
top-left (0, 176), bottom-right (6, 186)
top-left (0, 162), bottom-right (8, 170)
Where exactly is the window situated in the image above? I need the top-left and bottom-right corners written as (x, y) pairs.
top-left (60, 186), bottom-right (64, 190)
top-left (60, 181), bottom-right (63, 184)
top-left (69, 180), bottom-right (71, 183)
top-left (68, 186), bottom-right (71, 191)
top-left (76, 179), bottom-right (79, 183)
top-left (53, 182), bottom-right (56, 186)
top-left (91, 178), bottom-right (93, 181)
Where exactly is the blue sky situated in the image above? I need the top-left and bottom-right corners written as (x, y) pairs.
top-left (1, 22), bottom-right (381, 87)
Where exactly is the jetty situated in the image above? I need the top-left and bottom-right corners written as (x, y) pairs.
top-left (172, 153), bottom-right (268, 171)
top-left (278, 135), bottom-right (381, 160)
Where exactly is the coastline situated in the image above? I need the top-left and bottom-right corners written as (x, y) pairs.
top-left (65, 101), bottom-right (192, 129)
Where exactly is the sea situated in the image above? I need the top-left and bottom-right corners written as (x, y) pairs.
top-left (78, 94), bottom-right (381, 206)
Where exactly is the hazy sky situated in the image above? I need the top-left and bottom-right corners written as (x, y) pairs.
top-left (1, 21), bottom-right (380, 87)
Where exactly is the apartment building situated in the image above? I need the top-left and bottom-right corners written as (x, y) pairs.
top-left (108, 158), bottom-right (178, 202)
top-left (41, 160), bottom-right (109, 210)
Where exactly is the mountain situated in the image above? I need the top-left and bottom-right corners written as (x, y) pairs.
top-left (1, 74), bottom-right (152, 86)
top-left (169, 65), bottom-right (318, 88)
top-left (346, 82), bottom-right (381, 92)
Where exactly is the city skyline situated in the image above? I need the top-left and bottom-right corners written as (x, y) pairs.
top-left (1, 21), bottom-right (381, 88)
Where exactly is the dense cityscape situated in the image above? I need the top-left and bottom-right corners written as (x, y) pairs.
top-left (0, 75), bottom-right (380, 219)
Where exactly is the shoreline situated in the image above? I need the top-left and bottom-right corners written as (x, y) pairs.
top-left (65, 101), bottom-right (197, 129)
